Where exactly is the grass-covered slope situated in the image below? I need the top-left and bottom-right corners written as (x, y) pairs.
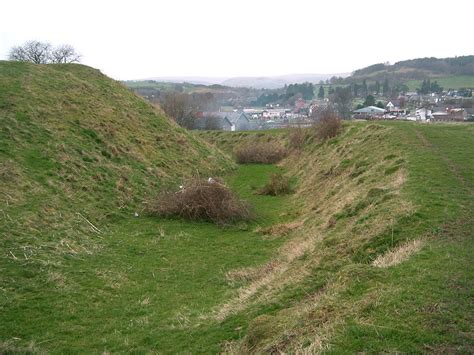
top-left (1, 67), bottom-right (472, 354)
top-left (0, 60), bottom-right (232, 274)
top-left (218, 123), bottom-right (473, 353)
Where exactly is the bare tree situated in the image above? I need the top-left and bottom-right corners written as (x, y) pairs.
top-left (9, 41), bottom-right (51, 64)
top-left (8, 41), bottom-right (81, 64)
top-left (204, 115), bottom-right (222, 130)
top-left (314, 106), bottom-right (342, 140)
top-left (51, 44), bottom-right (81, 63)
top-left (161, 93), bottom-right (196, 129)
top-left (330, 87), bottom-right (353, 120)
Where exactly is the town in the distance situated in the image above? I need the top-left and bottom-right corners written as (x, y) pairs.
top-left (125, 56), bottom-right (474, 131)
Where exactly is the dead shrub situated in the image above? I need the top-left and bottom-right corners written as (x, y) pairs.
top-left (288, 127), bottom-right (306, 150)
top-left (147, 178), bottom-right (253, 225)
top-left (234, 142), bottom-right (287, 164)
top-left (314, 107), bottom-right (342, 140)
top-left (256, 172), bottom-right (292, 196)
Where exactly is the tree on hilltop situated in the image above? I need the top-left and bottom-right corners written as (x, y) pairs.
top-left (51, 44), bottom-right (82, 63)
top-left (9, 40), bottom-right (81, 64)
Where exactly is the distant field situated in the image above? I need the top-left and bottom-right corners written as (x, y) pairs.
top-left (405, 75), bottom-right (474, 91)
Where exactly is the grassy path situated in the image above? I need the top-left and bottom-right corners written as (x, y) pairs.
top-left (1, 164), bottom-right (292, 353)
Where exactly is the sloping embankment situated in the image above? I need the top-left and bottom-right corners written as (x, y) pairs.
top-left (216, 122), bottom-right (474, 353)
top-left (0, 61), bottom-right (232, 266)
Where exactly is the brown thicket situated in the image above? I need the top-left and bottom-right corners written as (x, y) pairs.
top-left (314, 107), bottom-right (342, 140)
top-left (234, 142), bottom-right (287, 164)
top-left (147, 178), bottom-right (252, 224)
top-left (256, 172), bottom-right (292, 196)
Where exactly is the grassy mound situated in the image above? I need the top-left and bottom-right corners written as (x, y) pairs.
top-left (0, 60), bottom-right (232, 265)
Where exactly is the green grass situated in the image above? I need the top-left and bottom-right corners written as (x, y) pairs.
top-left (0, 164), bottom-right (293, 353)
top-left (328, 123), bottom-right (474, 353)
top-left (2, 61), bottom-right (473, 353)
top-left (217, 122), bottom-right (474, 353)
top-left (405, 75), bottom-right (474, 91)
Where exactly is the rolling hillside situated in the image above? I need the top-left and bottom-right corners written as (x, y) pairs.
top-left (349, 55), bottom-right (474, 89)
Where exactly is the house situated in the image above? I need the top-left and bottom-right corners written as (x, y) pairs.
top-left (262, 109), bottom-right (287, 119)
top-left (431, 107), bottom-right (466, 122)
top-left (353, 106), bottom-right (385, 119)
top-left (195, 111), bottom-right (252, 131)
top-left (415, 107), bottom-right (432, 121)
top-left (386, 100), bottom-right (406, 116)
top-left (243, 108), bottom-right (264, 119)
top-left (465, 108), bottom-right (474, 120)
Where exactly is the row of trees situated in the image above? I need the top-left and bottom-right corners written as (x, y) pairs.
top-left (284, 83), bottom-right (314, 100)
top-left (251, 83), bottom-right (315, 106)
top-left (9, 40), bottom-right (81, 64)
top-left (417, 79), bottom-right (443, 94)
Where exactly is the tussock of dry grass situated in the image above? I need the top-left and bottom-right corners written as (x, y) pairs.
top-left (288, 127), bottom-right (307, 150)
top-left (226, 260), bottom-right (279, 284)
top-left (256, 172), bottom-right (292, 196)
top-left (234, 142), bottom-right (287, 164)
top-left (314, 107), bottom-right (342, 140)
top-left (373, 239), bottom-right (424, 268)
top-left (255, 220), bottom-right (304, 237)
top-left (146, 178), bottom-right (253, 225)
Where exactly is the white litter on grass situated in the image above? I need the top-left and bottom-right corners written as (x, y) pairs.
top-left (134, 212), bottom-right (139, 217)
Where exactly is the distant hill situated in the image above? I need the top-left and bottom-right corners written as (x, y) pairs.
top-left (349, 56), bottom-right (474, 84)
top-left (143, 73), bottom-right (350, 89)
top-left (220, 73), bottom-right (350, 89)
top-left (144, 76), bottom-right (229, 85)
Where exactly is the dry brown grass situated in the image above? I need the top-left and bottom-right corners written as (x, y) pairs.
top-left (288, 127), bottom-right (307, 150)
top-left (372, 239), bottom-right (424, 268)
top-left (226, 260), bottom-right (280, 284)
top-left (146, 178), bottom-right (253, 225)
top-left (255, 220), bottom-right (304, 237)
top-left (0, 339), bottom-right (38, 353)
top-left (234, 142), bottom-right (287, 164)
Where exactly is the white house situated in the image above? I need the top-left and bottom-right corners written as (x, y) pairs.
top-left (415, 108), bottom-right (432, 121)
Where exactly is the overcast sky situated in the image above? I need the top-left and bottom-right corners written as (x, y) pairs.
top-left (1, 0), bottom-right (473, 80)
